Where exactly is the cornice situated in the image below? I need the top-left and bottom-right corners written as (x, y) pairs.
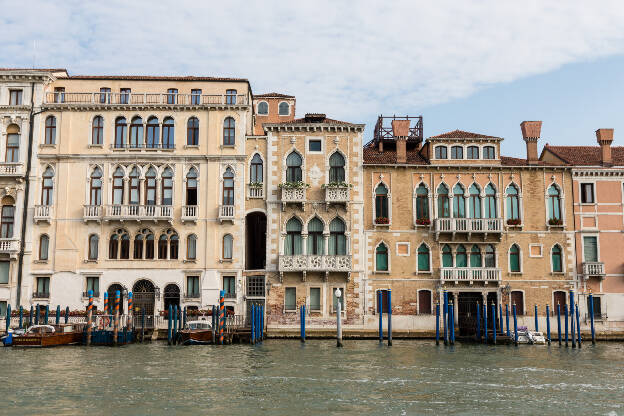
top-left (265, 123), bottom-right (364, 133)
top-left (572, 168), bottom-right (624, 177)
top-left (37, 153), bottom-right (248, 162)
top-left (42, 103), bottom-right (251, 112)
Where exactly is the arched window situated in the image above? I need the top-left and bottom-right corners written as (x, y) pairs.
top-left (467, 146), bottom-right (479, 159)
top-left (112, 167), bottom-right (124, 205)
top-left (6, 124), bottom-right (19, 162)
top-left (451, 146), bottom-right (463, 159)
top-left (250, 154), bottom-right (263, 183)
top-left (278, 102), bottom-right (290, 115)
top-left (39, 234), bottom-right (49, 260)
top-left (161, 167), bottom-right (173, 205)
top-left (223, 117), bottom-right (235, 146)
top-left (452, 184), bottom-right (465, 218)
top-left (470, 245), bottom-right (481, 267)
top-left (469, 184), bottom-right (481, 218)
top-left (0, 202), bottom-right (14, 238)
top-left (120, 233), bottom-right (130, 259)
top-left (135, 229), bottom-right (154, 260)
top-left (90, 167), bottom-right (102, 205)
top-left (484, 244), bottom-right (495, 268)
top-left (416, 184), bottom-right (429, 221)
top-left (442, 244), bottom-right (453, 267)
top-left (114, 117), bottom-right (126, 148)
top-left (509, 244), bottom-right (521, 272)
top-left (41, 167), bottom-right (54, 205)
top-left (257, 101), bottom-right (268, 115)
top-left (134, 233), bottom-right (144, 259)
top-left (437, 184), bottom-right (450, 218)
top-left (223, 234), bottom-right (233, 259)
top-left (162, 117), bottom-right (175, 149)
top-left (547, 185), bottom-right (561, 222)
top-left (307, 217), bottom-right (324, 255)
top-left (417, 243), bottom-right (430, 271)
top-left (129, 116), bottom-right (143, 148)
top-left (129, 167), bottom-right (140, 205)
top-left (506, 184), bottom-right (520, 221)
top-left (552, 244), bottom-right (563, 272)
top-left (483, 146), bottom-right (496, 159)
top-left (456, 245), bottom-right (467, 267)
top-left (170, 233), bottom-right (179, 259)
top-left (435, 146), bottom-right (447, 159)
top-left (186, 168), bottom-right (198, 205)
top-left (109, 229), bottom-right (129, 259)
top-left (329, 218), bottom-right (346, 255)
top-left (484, 184), bottom-right (497, 218)
top-left (187, 234), bottom-right (197, 260)
top-left (375, 243), bottom-right (388, 272)
top-left (146, 116), bottom-right (159, 148)
top-left (375, 183), bottom-right (389, 222)
top-left (45, 116), bottom-right (56, 145)
top-left (158, 235), bottom-right (168, 259)
top-left (92, 116), bottom-right (103, 145)
top-left (222, 167), bottom-right (234, 206)
top-left (145, 167), bottom-right (157, 205)
top-left (286, 152), bottom-right (302, 182)
top-left (109, 234), bottom-right (118, 259)
top-left (187, 117), bottom-right (199, 146)
top-left (329, 152), bottom-right (345, 182)
top-left (145, 232), bottom-right (155, 259)
top-left (88, 234), bottom-right (98, 260)
top-left (285, 218), bottom-right (302, 255)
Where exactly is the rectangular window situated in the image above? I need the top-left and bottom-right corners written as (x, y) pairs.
top-left (225, 89), bottom-right (237, 105)
top-left (0, 261), bottom-right (9, 284)
top-left (310, 288), bottom-right (321, 311)
top-left (580, 183), bottom-right (594, 203)
top-left (223, 276), bottom-right (236, 298)
top-left (119, 88), bottom-right (130, 104)
top-left (583, 236), bottom-right (598, 262)
top-left (9, 89), bottom-right (23, 105)
top-left (86, 276), bottom-right (99, 294)
top-left (588, 296), bottom-right (602, 317)
top-left (246, 275), bottom-right (265, 297)
top-left (511, 291), bottom-right (524, 315)
top-left (54, 87), bottom-right (65, 103)
top-left (418, 290), bottom-right (432, 314)
top-left (167, 88), bottom-right (178, 104)
top-left (99, 87), bottom-right (111, 104)
top-left (308, 140), bottom-right (322, 152)
top-left (284, 287), bottom-right (296, 311)
top-left (36, 276), bottom-right (50, 296)
top-left (376, 289), bottom-right (388, 313)
top-left (187, 275), bottom-right (200, 297)
top-left (435, 146), bottom-right (447, 159)
top-left (0, 301), bottom-right (6, 317)
top-left (191, 89), bottom-right (202, 105)
top-left (332, 287), bottom-right (345, 313)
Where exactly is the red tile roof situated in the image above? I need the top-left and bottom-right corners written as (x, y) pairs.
top-left (363, 143), bottom-right (428, 165)
top-left (543, 145), bottom-right (624, 166)
top-left (254, 92), bottom-right (295, 98)
top-left (429, 129), bottom-right (501, 139)
top-left (500, 156), bottom-right (546, 166)
top-left (273, 114), bottom-right (358, 126)
top-left (68, 75), bottom-right (247, 82)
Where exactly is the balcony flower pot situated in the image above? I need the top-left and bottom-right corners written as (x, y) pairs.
top-left (321, 182), bottom-right (353, 189)
top-left (416, 218), bottom-right (431, 226)
top-left (506, 218), bottom-right (521, 226)
top-left (548, 219), bottom-right (563, 226)
top-left (248, 182), bottom-right (263, 188)
top-left (375, 217), bottom-right (390, 225)
top-left (278, 181), bottom-right (310, 189)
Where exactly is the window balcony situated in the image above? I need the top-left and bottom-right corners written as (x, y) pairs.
top-left (247, 184), bottom-right (264, 199)
top-left (32, 292), bottom-right (50, 299)
top-left (219, 205), bottom-right (235, 222)
top-left (582, 262), bottom-right (605, 279)
top-left (103, 205), bottom-right (173, 223)
top-left (184, 293), bottom-right (200, 300)
top-left (223, 291), bottom-right (237, 299)
top-left (0, 163), bottom-right (24, 177)
top-left (440, 267), bottom-right (501, 284)
top-left (0, 238), bottom-right (20, 257)
top-left (280, 187), bottom-right (306, 210)
top-left (278, 255), bottom-right (352, 281)
top-left (83, 205), bottom-right (103, 222)
top-left (34, 205), bottom-right (53, 223)
top-left (434, 218), bottom-right (503, 240)
top-left (324, 186), bottom-right (350, 208)
top-left (181, 205), bottom-right (198, 223)
top-left (82, 291), bottom-right (100, 298)
top-left (44, 92), bottom-right (249, 106)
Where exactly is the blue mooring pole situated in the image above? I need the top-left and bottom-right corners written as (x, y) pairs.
top-left (173, 305), bottom-right (179, 345)
top-left (44, 305), bottom-right (49, 324)
top-left (570, 292), bottom-right (576, 348)
top-left (483, 302), bottom-right (488, 344)
top-left (546, 304), bottom-right (551, 345)
top-left (435, 302), bottom-right (440, 345)
top-left (505, 304), bottom-right (510, 337)
top-left (211, 305), bottom-right (216, 344)
top-left (443, 291), bottom-right (448, 346)
top-left (28, 305), bottom-right (33, 327)
top-left (589, 293), bottom-right (596, 345)
top-left (476, 302), bottom-right (481, 341)
top-left (491, 302), bottom-right (496, 345)
top-left (534, 304), bottom-right (538, 332)
top-left (5, 304), bottom-right (10, 333)
top-left (55, 305), bottom-right (60, 325)
top-left (251, 304), bottom-right (255, 345)
top-left (556, 304), bottom-right (562, 346)
top-left (449, 302), bottom-right (455, 345)
top-left (513, 304), bottom-right (518, 346)
top-left (564, 304), bottom-right (569, 347)
top-left (35, 304), bottom-right (39, 325)
top-left (19, 306), bottom-right (23, 329)
top-left (167, 304), bottom-right (172, 345)
top-left (183, 306), bottom-right (187, 329)
top-left (65, 306), bottom-right (69, 324)
top-left (378, 290), bottom-right (383, 344)
top-left (499, 304), bottom-right (503, 334)
top-left (261, 305), bottom-right (265, 340)
top-left (575, 303), bottom-right (581, 348)
top-left (387, 289), bottom-right (392, 347)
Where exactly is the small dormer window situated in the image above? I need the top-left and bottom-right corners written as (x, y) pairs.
top-left (483, 146), bottom-right (496, 159)
top-left (451, 146), bottom-right (463, 159)
top-left (434, 146), bottom-right (447, 159)
top-left (467, 146), bottom-right (479, 159)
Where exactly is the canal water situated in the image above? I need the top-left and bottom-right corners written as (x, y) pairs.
top-left (1, 340), bottom-right (623, 415)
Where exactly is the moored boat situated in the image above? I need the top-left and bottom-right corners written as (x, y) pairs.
top-left (179, 320), bottom-right (213, 345)
top-left (12, 324), bottom-right (84, 347)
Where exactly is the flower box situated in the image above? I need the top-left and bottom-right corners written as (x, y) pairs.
top-left (506, 218), bottom-right (521, 226)
top-left (375, 217), bottom-right (390, 225)
top-left (278, 181), bottom-right (310, 189)
top-left (548, 219), bottom-right (563, 226)
top-left (416, 218), bottom-right (431, 226)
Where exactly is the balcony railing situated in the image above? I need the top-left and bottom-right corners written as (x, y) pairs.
top-left (184, 293), bottom-right (200, 300)
top-left (440, 267), bottom-right (501, 283)
top-left (224, 292), bottom-right (236, 299)
top-left (0, 238), bottom-right (20, 254)
top-left (103, 205), bottom-right (173, 222)
top-left (34, 205), bottom-right (52, 223)
top-left (181, 205), bottom-right (198, 222)
top-left (281, 187), bottom-right (306, 209)
top-left (278, 255), bottom-right (352, 273)
top-left (45, 92), bottom-right (248, 106)
top-left (110, 142), bottom-right (176, 151)
top-left (434, 218), bottom-right (503, 236)
top-left (83, 205), bottom-right (103, 221)
top-left (32, 292), bottom-right (50, 299)
top-left (0, 163), bottom-right (24, 176)
top-left (325, 186), bottom-right (350, 205)
top-left (247, 184), bottom-right (264, 199)
top-left (219, 204), bottom-right (235, 222)
top-left (82, 291), bottom-right (100, 298)
top-left (582, 262), bottom-right (605, 278)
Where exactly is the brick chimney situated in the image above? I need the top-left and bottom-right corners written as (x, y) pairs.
top-left (392, 120), bottom-right (410, 163)
top-left (595, 128), bottom-right (614, 167)
top-left (520, 121), bottom-right (542, 165)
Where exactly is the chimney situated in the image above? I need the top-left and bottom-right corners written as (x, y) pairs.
top-left (595, 128), bottom-right (614, 167)
top-left (520, 121), bottom-right (542, 165)
top-left (392, 120), bottom-right (410, 163)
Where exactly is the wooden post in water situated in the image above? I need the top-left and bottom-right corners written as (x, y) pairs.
top-left (378, 290), bottom-right (383, 344)
top-left (113, 290), bottom-right (120, 346)
top-left (141, 307), bottom-right (145, 343)
top-left (435, 302), bottom-right (440, 345)
top-left (300, 305), bottom-right (305, 343)
top-left (387, 289), bottom-right (392, 347)
top-left (86, 290), bottom-right (93, 346)
top-left (513, 303), bottom-right (518, 346)
top-left (19, 306), bottom-right (23, 329)
top-left (575, 303), bottom-right (581, 348)
top-left (449, 301), bottom-right (455, 345)
top-left (442, 291), bottom-right (448, 346)
top-left (65, 306), bottom-right (69, 324)
top-left (476, 302), bottom-right (481, 342)
top-left (219, 290), bottom-right (225, 345)
top-left (251, 304), bottom-right (255, 345)
top-left (491, 302), bottom-right (496, 345)
top-left (564, 304), bottom-right (569, 347)
top-left (127, 292), bottom-right (133, 331)
top-left (534, 304), bottom-right (538, 332)
top-left (167, 304), bottom-right (173, 345)
top-left (570, 291), bottom-right (576, 348)
top-left (5, 304), bottom-right (10, 333)
top-left (505, 304), bottom-right (510, 337)
top-left (103, 292), bottom-right (109, 326)
top-left (335, 289), bottom-right (343, 348)
top-left (498, 304), bottom-right (503, 334)
top-left (55, 305), bottom-right (60, 325)
top-left (183, 306), bottom-right (187, 329)
top-left (546, 304), bottom-right (551, 345)
top-left (211, 305), bottom-right (216, 344)
top-left (556, 303), bottom-right (562, 346)
top-left (588, 293), bottom-right (596, 345)
top-left (35, 304), bottom-right (39, 325)
top-left (483, 302), bottom-right (488, 344)
top-left (44, 305), bottom-right (49, 325)
top-left (261, 305), bottom-right (265, 340)
top-left (29, 306), bottom-right (33, 327)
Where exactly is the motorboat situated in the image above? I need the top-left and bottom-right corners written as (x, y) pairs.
top-left (179, 319), bottom-right (213, 345)
top-left (11, 324), bottom-right (84, 347)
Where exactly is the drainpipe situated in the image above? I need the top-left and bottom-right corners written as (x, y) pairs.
top-left (16, 82), bottom-right (43, 308)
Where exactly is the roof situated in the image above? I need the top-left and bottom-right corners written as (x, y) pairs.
top-left (254, 92), bottom-right (295, 98)
top-left (0, 68), bottom-right (67, 72)
top-left (363, 143), bottom-right (428, 165)
top-left (274, 113), bottom-right (358, 126)
top-left (67, 74), bottom-right (248, 82)
top-left (543, 145), bottom-right (624, 166)
top-left (500, 156), bottom-right (545, 166)
top-left (429, 129), bottom-right (501, 140)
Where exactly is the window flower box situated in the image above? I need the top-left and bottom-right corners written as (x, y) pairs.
top-left (416, 218), bottom-right (431, 226)
top-left (278, 181), bottom-right (310, 189)
top-left (506, 218), bottom-right (521, 226)
top-left (321, 181), bottom-right (353, 189)
top-left (375, 217), bottom-right (390, 225)
top-left (548, 218), bottom-right (563, 226)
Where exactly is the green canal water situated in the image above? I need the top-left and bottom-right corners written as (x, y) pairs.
top-left (1, 340), bottom-right (623, 415)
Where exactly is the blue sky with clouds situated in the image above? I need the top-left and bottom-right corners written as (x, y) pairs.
top-left (2, 0), bottom-right (624, 156)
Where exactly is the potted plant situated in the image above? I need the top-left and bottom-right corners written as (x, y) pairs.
top-left (506, 218), bottom-right (521, 226)
top-left (321, 181), bottom-right (353, 189)
top-left (416, 218), bottom-right (431, 226)
top-left (375, 216), bottom-right (390, 224)
top-left (248, 182), bottom-right (263, 188)
top-left (548, 218), bottom-right (563, 226)
top-left (278, 181), bottom-right (310, 189)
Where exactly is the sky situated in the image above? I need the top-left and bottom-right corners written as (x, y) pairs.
top-left (2, 0), bottom-right (624, 156)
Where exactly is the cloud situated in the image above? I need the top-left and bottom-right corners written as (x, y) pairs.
top-left (3, 0), bottom-right (624, 131)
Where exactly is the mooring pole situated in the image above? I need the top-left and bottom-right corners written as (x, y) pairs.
top-left (435, 302), bottom-right (440, 345)
top-left (114, 290), bottom-right (120, 346)
top-left (104, 292), bottom-right (109, 326)
top-left (261, 304), bottom-right (265, 340)
top-left (167, 304), bottom-right (172, 345)
top-left (19, 306), bottom-right (23, 329)
top-left (588, 293), bottom-right (596, 345)
top-left (449, 302), bottom-right (455, 345)
top-left (300, 305), bottom-right (305, 343)
top-left (35, 304), bottom-right (39, 325)
top-left (173, 305), bottom-right (178, 345)
top-left (534, 304), bottom-right (538, 332)
top-left (128, 292), bottom-right (133, 331)
top-left (570, 292), bottom-right (576, 348)
top-left (387, 289), bottom-right (392, 347)
top-left (219, 290), bottom-right (225, 345)
top-left (183, 306), bottom-right (187, 329)
top-left (546, 304), bottom-right (551, 345)
top-left (55, 305), bottom-right (60, 325)
top-left (483, 302), bottom-right (488, 344)
top-left (476, 302), bottom-right (481, 341)
top-left (141, 307), bottom-right (145, 343)
top-left (211, 305), bottom-right (216, 344)
top-left (575, 303), bottom-right (581, 348)
top-left (443, 291), bottom-right (448, 346)
top-left (44, 305), bottom-right (49, 325)
top-left (5, 304), bottom-right (10, 333)
top-left (491, 302), bottom-right (496, 345)
top-left (556, 303), bottom-right (562, 346)
top-left (65, 306), bottom-right (69, 324)
top-left (513, 303), bottom-right (518, 346)
top-left (378, 290), bottom-right (383, 344)
top-left (86, 290), bottom-right (93, 346)
top-left (505, 304), bottom-right (510, 337)
top-left (251, 304), bottom-right (256, 345)
top-left (564, 304), bottom-right (569, 347)
top-left (336, 289), bottom-right (343, 348)
top-left (28, 305), bottom-right (33, 327)
top-left (499, 303), bottom-right (503, 334)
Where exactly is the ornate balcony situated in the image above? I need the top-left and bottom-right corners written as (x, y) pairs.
top-left (0, 163), bottom-right (24, 176)
top-left (181, 205), bottom-right (198, 223)
top-left (0, 238), bottom-right (20, 257)
top-left (324, 186), bottom-right (350, 208)
top-left (440, 267), bottom-right (501, 284)
top-left (280, 187), bottom-right (306, 210)
top-left (582, 262), bottom-right (605, 279)
top-left (45, 92), bottom-right (249, 106)
top-left (34, 205), bottom-right (52, 223)
top-left (219, 205), bottom-right (235, 222)
top-left (278, 254), bottom-right (352, 281)
top-left (434, 218), bottom-right (503, 240)
top-left (103, 205), bottom-right (173, 223)
top-left (247, 184), bottom-right (264, 199)
top-left (83, 205), bottom-right (103, 222)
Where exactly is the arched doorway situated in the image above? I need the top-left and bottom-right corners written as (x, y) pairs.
top-left (106, 284), bottom-right (125, 315)
top-left (164, 284), bottom-right (180, 312)
top-left (133, 279), bottom-right (155, 323)
top-left (246, 212), bottom-right (266, 270)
